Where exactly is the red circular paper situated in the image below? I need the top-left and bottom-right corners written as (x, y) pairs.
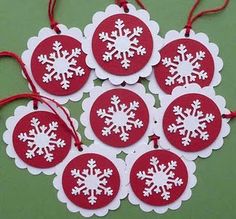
top-left (130, 150), bottom-right (188, 206)
top-left (13, 111), bottom-right (72, 168)
top-left (154, 38), bottom-right (215, 94)
top-left (62, 153), bottom-right (120, 209)
top-left (163, 93), bottom-right (222, 152)
top-left (90, 88), bottom-right (149, 147)
top-left (31, 35), bottom-right (91, 96)
top-left (92, 14), bottom-right (153, 76)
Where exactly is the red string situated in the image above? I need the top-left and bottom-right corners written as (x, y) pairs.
top-left (185, 0), bottom-right (230, 37)
top-left (135, 0), bottom-right (146, 10)
top-left (222, 111), bottom-right (236, 119)
top-left (48, 0), bottom-right (61, 34)
top-left (0, 93), bottom-right (83, 151)
top-left (115, 0), bottom-right (146, 12)
top-left (150, 134), bottom-right (160, 148)
top-left (0, 51), bottom-right (39, 109)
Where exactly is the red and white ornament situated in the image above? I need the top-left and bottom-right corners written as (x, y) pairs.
top-left (126, 144), bottom-right (196, 213)
top-left (82, 3), bottom-right (162, 85)
top-left (155, 84), bottom-right (230, 160)
top-left (3, 101), bottom-right (79, 175)
top-left (81, 81), bottom-right (156, 154)
top-left (53, 144), bottom-right (128, 217)
top-left (22, 24), bottom-right (94, 104)
top-left (148, 29), bottom-right (223, 96)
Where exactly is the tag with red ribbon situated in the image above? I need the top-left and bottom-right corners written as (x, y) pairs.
top-left (81, 81), bottom-right (157, 155)
top-left (22, 0), bottom-right (94, 104)
top-left (82, 0), bottom-right (162, 85)
top-left (125, 144), bottom-right (197, 213)
top-left (155, 84), bottom-right (230, 160)
top-left (0, 52), bottom-right (81, 175)
top-left (148, 0), bottom-right (229, 96)
top-left (53, 144), bottom-right (128, 217)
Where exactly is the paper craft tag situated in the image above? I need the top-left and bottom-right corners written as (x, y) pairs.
top-left (126, 145), bottom-right (196, 213)
top-left (148, 29), bottom-right (223, 96)
top-left (53, 144), bottom-right (128, 217)
top-left (81, 81), bottom-right (156, 154)
top-left (155, 85), bottom-right (230, 160)
top-left (83, 3), bottom-right (162, 85)
top-left (22, 24), bottom-right (94, 104)
top-left (3, 101), bottom-right (78, 175)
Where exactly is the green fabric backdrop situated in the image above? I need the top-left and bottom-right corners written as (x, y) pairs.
top-left (0, 0), bottom-right (235, 218)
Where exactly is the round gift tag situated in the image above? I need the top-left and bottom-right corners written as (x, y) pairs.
top-left (3, 101), bottom-right (79, 175)
top-left (148, 29), bottom-right (223, 96)
top-left (81, 81), bottom-right (156, 154)
top-left (53, 144), bottom-right (127, 217)
top-left (22, 24), bottom-right (94, 104)
top-left (126, 144), bottom-right (196, 213)
top-left (83, 3), bottom-right (162, 85)
top-left (155, 84), bottom-right (230, 160)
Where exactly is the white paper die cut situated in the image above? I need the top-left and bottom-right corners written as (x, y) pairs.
top-left (155, 84), bottom-right (230, 160)
top-left (125, 144), bottom-right (197, 214)
top-left (148, 29), bottom-right (223, 97)
top-left (53, 144), bottom-right (128, 217)
top-left (22, 24), bottom-right (95, 104)
top-left (82, 3), bottom-right (162, 85)
top-left (81, 81), bottom-right (157, 154)
top-left (3, 101), bottom-right (79, 175)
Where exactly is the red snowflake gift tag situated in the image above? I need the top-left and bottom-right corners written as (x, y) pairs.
top-left (155, 85), bottom-right (230, 160)
top-left (53, 144), bottom-right (128, 217)
top-left (81, 81), bottom-right (156, 154)
top-left (148, 1), bottom-right (229, 96)
top-left (126, 144), bottom-right (196, 213)
top-left (22, 1), bottom-right (94, 104)
top-left (3, 101), bottom-right (79, 175)
top-left (82, 3), bottom-right (162, 85)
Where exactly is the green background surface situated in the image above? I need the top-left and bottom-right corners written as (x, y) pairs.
top-left (0, 0), bottom-right (235, 218)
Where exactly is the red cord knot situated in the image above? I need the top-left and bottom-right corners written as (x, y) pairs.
top-left (150, 134), bottom-right (160, 149)
top-left (74, 141), bottom-right (83, 152)
top-left (50, 21), bottom-right (61, 34)
top-left (222, 111), bottom-right (236, 119)
top-left (119, 0), bottom-right (129, 13)
top-left (184, 24), bottom-right (192, 37)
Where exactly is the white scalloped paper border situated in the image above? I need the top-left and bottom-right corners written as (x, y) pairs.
top-left (53, 144), bottom-right (128, 217)
top-left (3, 101), bottom-right (79, 175)
top-left (82, 3), bottom-right (162, 85)
top-left (22, 24), bottom-right (95, 104)
top-left (125, 144), bottom-right (197, 214)
top-left (81, 81), bottom-right (157, 154)
top-left (154, 84), bottom-right (230, 160)
top-left (148, 29), bottom-right (223, 97)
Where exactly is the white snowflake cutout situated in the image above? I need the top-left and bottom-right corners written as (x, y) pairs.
top-left (83, 3), bottom-right (162, 85)
top-left (22, 24), bottom-right (95, 104)
top-left (80, 81), bottom-right (157, 154)
top-left (99, 18), bottom-right (146, 69)
top-left (155, 84), bottom-right (230, 160)
top-left (18, 117), bottom-right (66, 162)
top-left (148, 29), bottom-right (223, 96)
top-left (126, 144), bottom-right (196, 213)
top-left (53, 144), bottom-right (128, 217)
top-left (38, 40), bottom-right (85, 90)
top-left (167, 99), bottom-right (215, 146)
top-left (3, 101), bottom-right (79, 175)
top-left (97, 94), bottom-right (144, 142)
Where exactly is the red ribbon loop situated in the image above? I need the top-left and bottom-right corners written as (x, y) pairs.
top-left (0, 51), bottom-right (39, 109)
top-left (0, 93), bottom-right (82, 151)
top-left (48, 0), bottom-right (61, 34)
top-left (115, 0), bottom-right (146, 12)
top-left (222, 111), bottom-right (236, 119)
top-left (150, 134), bottom-right (160, 148)
top-left (185, 0), bottom-right (230, 37)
